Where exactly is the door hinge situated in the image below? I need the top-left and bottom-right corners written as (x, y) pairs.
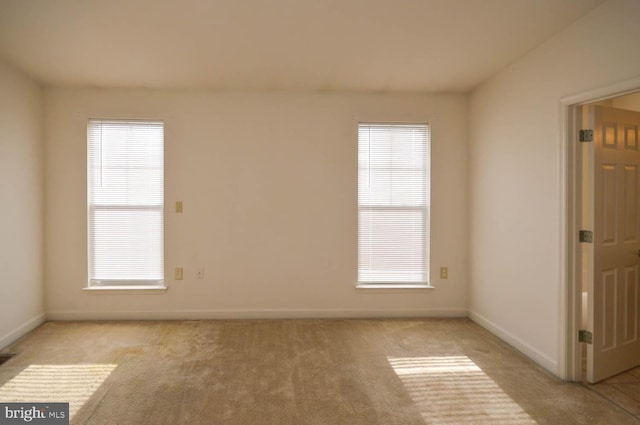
top-left (579, 129), bottom-right (594, 142)
top-left (579, 330), bottom-right (593, 344)
top-left (579, 230), bottom-right (593, 243)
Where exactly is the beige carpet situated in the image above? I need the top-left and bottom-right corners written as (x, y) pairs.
top-left (585, 366), bottom-right (640, 420)
top-left (0, 318), bottom-right (637, 425)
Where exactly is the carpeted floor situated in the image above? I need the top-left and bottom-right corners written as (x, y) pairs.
top-left (0, 318), bottom-right (638, 425)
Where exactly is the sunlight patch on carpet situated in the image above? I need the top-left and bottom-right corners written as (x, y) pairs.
top-left (388, 356), bottom-right (537, 425)
top-left (0, 364), bottom-right (117, 418)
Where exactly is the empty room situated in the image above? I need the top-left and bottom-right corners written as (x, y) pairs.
top-left (1, 0), bottom-right (639, 423)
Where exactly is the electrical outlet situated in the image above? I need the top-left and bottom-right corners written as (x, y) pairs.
top-left (440, 267), bottom-right (448, 279)
top-left (175, 267), bottom-right (183, 280)
top-left (196, 268), bottom-right (204, 280)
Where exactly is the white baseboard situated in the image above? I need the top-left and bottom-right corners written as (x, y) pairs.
top-left (46, 307), bottom-right (468, 321)
top-left (468, 310), bottom-right (558, 374)
top-left (0, 313), bottom-right (46, 351)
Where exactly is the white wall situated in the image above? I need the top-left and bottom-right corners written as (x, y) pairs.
top-left (0, 61), bottom-right (45, 348)
top-left (469, 0), bottom-right (640, 375)
top-left (44, 90), bottom-right (468, 319)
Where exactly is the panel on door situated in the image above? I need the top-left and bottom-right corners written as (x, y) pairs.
top-left (588, 105), bottom-right (640, 383)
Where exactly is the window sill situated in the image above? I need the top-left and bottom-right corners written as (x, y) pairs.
top-left (83, 285), bottom-right (168, 294)
top-left (355, 283), bottom-right (435, 293)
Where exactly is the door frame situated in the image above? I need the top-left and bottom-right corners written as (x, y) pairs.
top-left (561, 75), bottom-right (640, 381)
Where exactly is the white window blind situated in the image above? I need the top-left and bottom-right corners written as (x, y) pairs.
top-left (88, 119), bottom-right (164, 286)
top-left (358, 123), bottom-right (430, 284)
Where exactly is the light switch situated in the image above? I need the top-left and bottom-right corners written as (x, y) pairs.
top-left (440, 267), bottom-right (448, 279)
top-left (175, 267), bottom-right (183, 280)
top-left (176, 201), bottom-right (183, 213)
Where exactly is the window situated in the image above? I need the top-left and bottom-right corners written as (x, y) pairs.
top-left (358, 123), bottom-right (430, 284)
top-left (88, 119), bottom-right (164, 287)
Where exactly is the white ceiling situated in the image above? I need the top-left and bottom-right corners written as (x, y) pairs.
top-left (0, 0), bottom-right (605, 92)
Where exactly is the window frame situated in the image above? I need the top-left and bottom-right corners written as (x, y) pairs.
top-left (86, 118), bottom-right (165, 289)
top-left (356, 122), bottom-right (432, 288)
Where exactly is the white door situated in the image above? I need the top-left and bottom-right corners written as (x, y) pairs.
top-left (588, 105), bottom-right (640, 383)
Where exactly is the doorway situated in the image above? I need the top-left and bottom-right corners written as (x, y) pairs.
top-left (564, 86), bottom-right (640, 384)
